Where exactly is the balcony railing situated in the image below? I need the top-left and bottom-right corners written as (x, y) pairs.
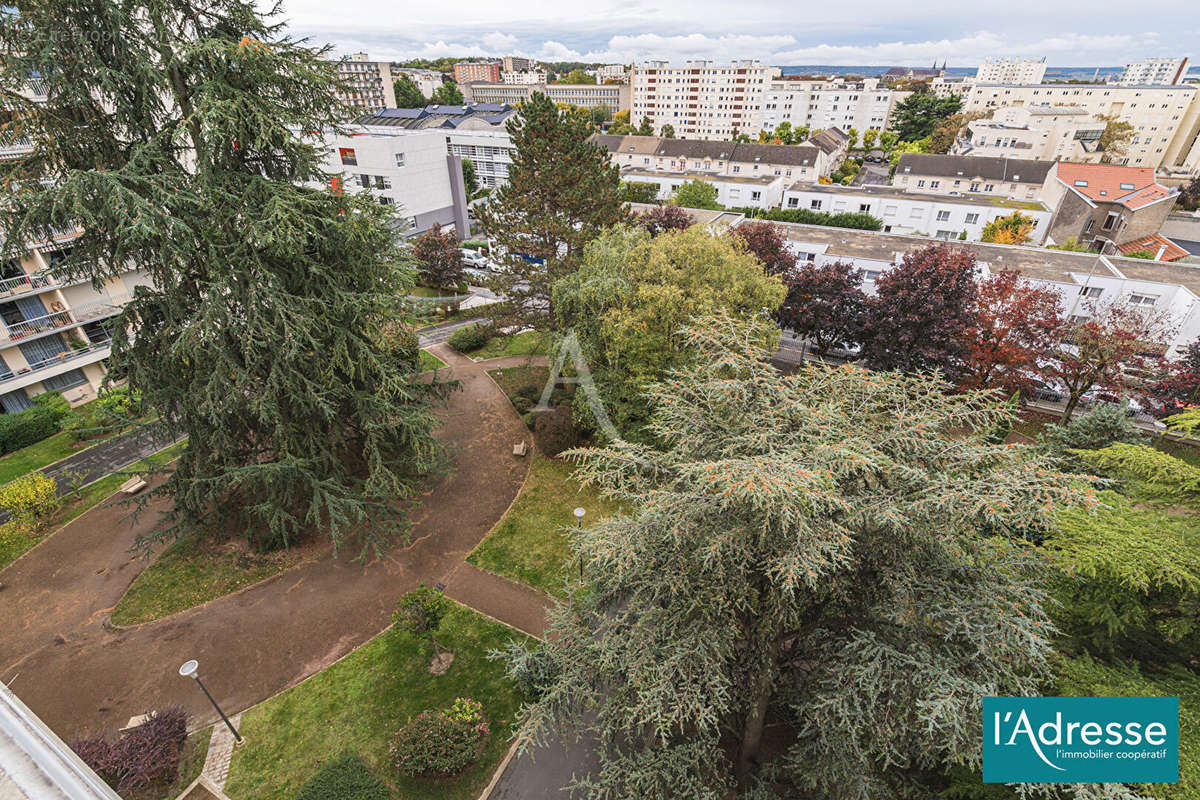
top-left (2, 296), bottom-right (127, 341)
top-left (0, 271), bottom-right (54, 298)
top-left (0, 337), bottom-right (112, 383)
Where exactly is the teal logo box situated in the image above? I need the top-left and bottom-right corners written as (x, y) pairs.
top-left (983, 697), bottom-right (1179, 783)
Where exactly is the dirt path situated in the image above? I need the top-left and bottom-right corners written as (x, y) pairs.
top-left (0, 343), bottom-right (533, 738)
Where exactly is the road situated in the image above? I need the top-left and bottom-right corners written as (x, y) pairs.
top-left (417, 317), bottom-right (487, 347)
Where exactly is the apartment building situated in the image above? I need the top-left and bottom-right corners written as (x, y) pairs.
top-left (892, 153), bottom-right (1055, 201)
top-left (453, 61), bottom-right (501, 84)
top-left (597, 134), bottom-right (831, 183)
top-left (1118, 58), bottom-right (1190, 86)
top-left (502, 57), bottom-right (533, 72)
top-left (333, 53), bottom-right (395, 111)
top-left (760, 78), bottom-right (893, 136)
top-left (352, 104), bottom-right (517, 190)
top-left (595, 64), bottom-right (630, 83)
top-left (781, 184), bottom-right (1053, 243)
top-left (622, 170), bottom-right (785, 209)
top-left (462, 81), bottom-right (630, 115)
top-left (393, 67), bottom-right (442, 99)
top-left (501, 70), bottom-right (547, 85)
top-left (963, 82), bottom-right (1200, 172)
top-left (975, 57), bottom-right (1047, 85)
top-left (316, 127), bottom-right (469, 236)
top-left (772, 220), bottom-right (1200, 356)
top-left (928, 75), bottom-right (973, 99)
top-left (1039, 162), bottom-right (1179, 253)
top-left (955, 105), bottom-right (1108, 162)
top-left (630, 60), bottom-right (780, 140)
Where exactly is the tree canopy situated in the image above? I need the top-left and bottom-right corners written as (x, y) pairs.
top-left (891, 93), bottom-right (963, 141)
top-left (776, 260), bottom-right (867, 355)
top-left (393, 73), bottom-right (427, 108)
top-left (514, 316), bottom-right (1098, 799)
top-left (671, 180), bottom-right (721, 210)
top-left (0, 0), bottom-right (449, 553)
top-left (411, 223), bottom-right (464, 289)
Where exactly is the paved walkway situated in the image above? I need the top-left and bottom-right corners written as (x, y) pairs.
top-left (0, 342), bottom-right (533, 737)
top-left (417, 317), bottom-right (486, 348)
top-left (443, 563), bottom-right (551, 638)
top-left (199, 713), bottom-right (241, 791)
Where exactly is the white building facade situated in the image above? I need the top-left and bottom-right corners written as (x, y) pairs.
top-left (630, 60), bottom-right (779, 140)
top-left (760, 78), bottom-right (893, 137)
top-left (595, 64), bottom-right (630, 83)
top-left (463, 82), bottom-right (629, 114)
top-left (955, 106), bottom-right (1108, 162)
top-left (1118, 58), bottom-right (1190, 86)
top-left (975, 57), bottom-right (1047, 85)
top-left (332, 53), bottom-right (395, 110)
top-left (623, 170), bottom-right (784, 209)
top-left (393, 68), bottom-right (442, 99)
top-left (501, 70), bottom-right (547, 85)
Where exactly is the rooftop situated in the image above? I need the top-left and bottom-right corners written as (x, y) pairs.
top-left (1053, 163), bottom-right (1175, 210)
top-left (594, 135), bottom-right (821, 167)
top-left (1117, 234), bottom-right (1190, 262)
top-left (785, 182), bottom-right (1049, 212)
top-left (622, 168), bottom-right (780, 185)
top-left (895, 153), bottom-right (1054, 184)
top-left (356, 103), bottom-right (515, 130)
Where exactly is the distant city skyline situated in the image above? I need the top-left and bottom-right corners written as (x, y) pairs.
top-left (274, 0), bottom-right (1197, 68)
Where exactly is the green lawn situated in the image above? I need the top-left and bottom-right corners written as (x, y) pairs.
top-left (471, 331), bottom-right (548, 361)
top-left (111, 532), bottom-right (317, 626)
top-left (224, 605), bottom-right (528, 800)
top-left (468, 452), bottom-right (617, 596)
top-left (487, 365), bottom-right (549, 404)
top-left (0, 430), bottom-right (88, 485)
top-left (419, 349), bottom-right (447, 371)
top-left (156, 725), bottom-right (212, 800)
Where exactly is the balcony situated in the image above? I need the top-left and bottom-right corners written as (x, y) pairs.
top-left (1, 296), bottom-right (127, 343)
top-left (0, 271), bottom-right (54, 299)
top-left (0, 337), bottom-right (112, 383)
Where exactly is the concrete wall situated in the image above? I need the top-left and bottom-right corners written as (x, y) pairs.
top-left (1161, 211), bottom-right (1200, 241)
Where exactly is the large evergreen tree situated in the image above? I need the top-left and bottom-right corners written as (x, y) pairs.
top-left (0, 0), bottom-right (449, 552)
top-left (514, 316), bottom-right (1105, 799)
top-left (480, 92), bottom-right (623, 329)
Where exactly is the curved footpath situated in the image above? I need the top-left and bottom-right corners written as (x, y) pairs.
top-left (0, 344), bottom-right (538, 737)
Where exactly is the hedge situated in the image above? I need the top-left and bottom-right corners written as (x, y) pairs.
top-left (731, 206), bottom-right (883, 231)
top-left (295, 752), bottom-right (390, 800)
top-left (0, 391), bottom-right (71, 455)
top-left (447, 324), bottom-right (492, 353)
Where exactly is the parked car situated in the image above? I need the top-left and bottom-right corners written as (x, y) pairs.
top-left (460, 248), bottom-right (489, 267)
top-left (1028, 379), bottom-right (1064, 403)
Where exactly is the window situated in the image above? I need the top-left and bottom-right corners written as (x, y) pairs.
top-left (917, 180), bottom-right (926, 188)
top-left (358, 174), bottom-right (370, 188)
top-left (1102, 212), bottom-right (1120, 231)
top-left (937, 210), bottom-right (951, 221)
top-left (984, 184), bottom-right (995, 192)
top-left (965, 213), bottom-right (979, 224)
top-left (884, 205), bottom-right (898, 216)
top-left (930, 180), bottom-right (940, 189)
top-left (378, 196), bottom-right (394, 205)
top-left (970, 182), bottom-right (981, 192)
top-left (787, 197), bottom-right (799, 208)
top-left (374, 175), bottom-right (391, 189)
top-left (41, 368), bottom-right (87, 392)
top-left (1084, 219), bottom-right (1095, 234)
top-left (751, 191), bottom-right (762, 201)
top-left (859, 203), bottom-right (871, 213)
top-left (1128, 293), bottom-right (1157, 306)
top-left (862, 270), bottom-right (882, 281)
top-left (936, 230), bottom-right (955, 240)
top-left (0, 389), bottom-right (31, 414)
top-left (910, 208), bottom-right (923, 218)
top-left (394, 152), bottom-right (406, 167)
top-left (339, 147), bottom-right (357, 166)
top-left (810, 200), bottom-right (822, 210)
top-left (1080, 286), bottom-right (1102, 298)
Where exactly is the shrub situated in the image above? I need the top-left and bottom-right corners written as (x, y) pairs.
top-left (447, 323), bottom-right (492, 353)
top-left (95, 386), bottom-right (143, 427)
top-left (533, 404), bottom-right (578, 457)
top-left (732, 207), bottom-right (883, 231)
top-left (0, 392), bottom-right (71, 455)
top-left (391, 698), bottom-right (489, 777)
top-left (295, 752), bottom-right (390, 800)
top-left (1038, 404), bottom-right (1142, 463)
top-left (70, 707), bottom-right (189, 793)
top-left (0, 472), bottom-right (58, 529)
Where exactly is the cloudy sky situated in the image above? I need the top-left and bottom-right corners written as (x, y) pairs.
top-left (274, 0), bottom-right (1198, 67)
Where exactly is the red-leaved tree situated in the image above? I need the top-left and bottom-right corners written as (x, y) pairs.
top-left (860, 245), bottom-right (978, 377)
top-left (411, 223), bottom-right (464, 289)
top-left (1047, 298), bottom-right (1176, 421)
top-left (729, 221), bottom-right (798, 275)
top-left (632, 205), bottom-right (691, 237)
top-left (957, 270), bottom-right (1064, 396)
top-left (1143, 338), bottom-right (1200, 417)
top-left (776, 260), bottom-right (867, 355)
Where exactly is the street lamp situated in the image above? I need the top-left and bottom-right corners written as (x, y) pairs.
top-left (573, 507), bottom-right (586, 583)
top-left (179, 660), bottom-right (243, 744)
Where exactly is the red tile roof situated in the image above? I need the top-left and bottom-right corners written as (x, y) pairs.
top-left (1116, 234), bottom-right (1190, 262)
top-left (1055, 163), bottom-right (1174, 210)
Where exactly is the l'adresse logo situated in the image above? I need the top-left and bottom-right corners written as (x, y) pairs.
top-left (983, 697), bottom-right (1179, 783)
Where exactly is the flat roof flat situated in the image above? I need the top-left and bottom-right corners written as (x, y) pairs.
top-left (785, 183), bottom-right (1049, 212)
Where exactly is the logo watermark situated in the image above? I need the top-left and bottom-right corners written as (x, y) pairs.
top-left (536, 331), bottom-right (621, 441)
top-left (983, 697), bottom-right (1179, 783)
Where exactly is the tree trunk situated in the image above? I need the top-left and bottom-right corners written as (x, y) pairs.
top-left (1062, 393), bottom-right (1081, 422)
top-left (737, 658), bottom-right (778, 781)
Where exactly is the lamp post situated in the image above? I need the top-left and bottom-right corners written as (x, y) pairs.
top-left (179, 660), bottom-right (243, 744)
top-left (573, 507), bottom-right (586, 583)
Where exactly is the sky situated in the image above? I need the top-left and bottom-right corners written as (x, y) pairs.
top-left (273, 0), bottom-right (1199, 67)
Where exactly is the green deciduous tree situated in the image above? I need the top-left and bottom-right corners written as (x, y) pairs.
top-left (411, 223), bottom-right (464, 289)
top-left (879, 129), bottom-right (900, 152)
top-left (635, 116), bottom-right (655, 136)
top-left (513, 316), bottom-right (1096, 798)
top-left (589, 103), bottom-right (611, 123)
top-left (670, 179), bottom-right (721, 210)
top-left (659, 123), bottom-right (675, 138)
top-left (430, 81), bottom-right (464, 105)
top-left (460, 157), bottom-right (479, 196)
top-left (0, 0), bottom-right (449, 553)
top-left (480, 92), bottom-right (624, 329)
top-left (393, 73), bottom-right (427, 108)
top-left (981, 211), bottom-right (1036, 244)
top-left (619, 181), bottom-right (660, 204)
top-left (553, 227), bottom-right (784, 438)
top-left (861, 128), bottom-right (878, 149)
top-left (1098, 115), bottom-right (1136, 164)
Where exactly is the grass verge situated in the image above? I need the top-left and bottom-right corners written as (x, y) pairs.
top-left (224, 604), bottom-right (528, 800)
top-left (155, 725), bottom-right (212, 800)
top-left (420, 349), bottom-right (447, 371)
top-left (472, 330), bottom-right (547, 361)
top-left (468, 452), bottom-right (616, 596)
top-left (111, 533), bottom-right (320, 626)
top-left (0, 441), bottom-right (185, 571)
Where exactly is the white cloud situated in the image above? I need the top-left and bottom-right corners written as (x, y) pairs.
top-left (480, 32), bottom-right (518, 52)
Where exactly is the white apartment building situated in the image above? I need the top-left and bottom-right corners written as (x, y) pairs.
top-left (446, 129), bottom-right (516, 188)
top-left (928, 75), bottom-right (973, 99)
top-left (780, 184), bottom-right (1053, 243)
top-left (315, 128), bottom-right (469, 236)
top-left (393, 68), bottom-right (442, 99)
top-left (975, 57), bottom-right (1047, 85)
top-left (772, 221), bottom-right (1200, 358)
top-left (333, 52), bottom-right (395, 111)
top-left (622, 170), bottom-right (785, 209)
top-left (597, 135), bottom-right (832, 183)
top-left (760, 78), bottom-right (893, 136)
top-left (955, 106), bottom-right (1108, 162)
top-left (1118, 58), bottom-right (1190, 86)
top-left (964, 82), bottom-right (1200, 172)
top-left (462, 82), bottom-right (630, 115)
top-left (892, 153), bottom-right (1055, 201)
top-left (595, 64), bottom-right (630, 83)
top-left (501, 70), bottom-right (548, 85)
top-left (631, 60), bottom-right (780, 140)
